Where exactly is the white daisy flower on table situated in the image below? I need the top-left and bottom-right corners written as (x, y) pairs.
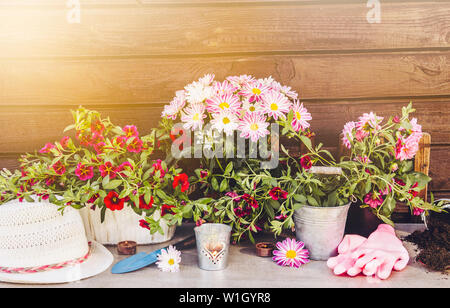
top-left (261, 90), bottom-right (291, 120)
top-left (238, 112), bottom-right (270, 142)
top-left (242, 99), bottom-right (263, 115)
top-left (156, 245), bottom-right (181, 273)
top-left (211, 109), bottom-right (239, 136)
top-left (198, 73), bottom-right (215, 86)
top-left (181, 103), bottom-right (207, 130)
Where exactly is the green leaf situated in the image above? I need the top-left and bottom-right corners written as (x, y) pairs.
top-left (224, 162), bottom-right (233, 175)
top-left (293, 194), bottom-right (307, 203)
top-left (100, 206), bottom-right (107, 223)
top-left (307, 195), bottom-right (319, 206)
top-left (211, 177), bottom-right (219, 191)
top-left (299, 135), bottom-right (312, 151)
top-left (103, 179), bottom-right (122, 190)
top-left (219, 179), bottom-right (228, 192)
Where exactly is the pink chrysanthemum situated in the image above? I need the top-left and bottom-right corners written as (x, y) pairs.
top-left (181, 103), bottom-right (207, 130)
top-left (261, 90), bottom-right (291, 120)
top-left (206, 93), bottom-right (241, 115)
top-left (238, 112), bottom-right (270, 142)
top-left (226, 75), bottom-right (256, 88)
top-left (212, 80), bottom-right (238, 96)
top-left (395, 135), bottom-right (419, 161)
top-left (239, 81), bottom-right (270, 103)
top-left (342, 121), bottom-right (356, 149)
top-left (356, 112), bottom-right (383, 138)
top-left (162, 90), bottom-right (186, 120)
top-left (272, 238), bottom-right (310, 268)
top-left (290, 100), bottom-right (312, 132)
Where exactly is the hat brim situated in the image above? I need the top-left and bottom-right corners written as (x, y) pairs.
top-left (0, 241), bottom-right (113, 284)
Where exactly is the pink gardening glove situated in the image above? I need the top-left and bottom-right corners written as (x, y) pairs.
top-left (348, 224), bottom-right (409, 280)
top-left (327, 234), bottom-right (367, 276)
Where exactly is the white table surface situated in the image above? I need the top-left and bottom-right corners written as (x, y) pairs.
top-left (0, 223), bottom-right (448, 288)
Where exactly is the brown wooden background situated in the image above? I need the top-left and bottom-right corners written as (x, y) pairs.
top-left (0, 0), bottom-right (449, 198)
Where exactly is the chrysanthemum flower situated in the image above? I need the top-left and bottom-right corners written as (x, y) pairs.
top-left (356, 112), bottom-right (383, 138)
top-left (211, 109), bottom-right (239, 136)
top-left (238, 112), bottom-right (270, 142)
top-left (226, 74), bottom-right (256, 88)
top-left (185, 80), bottom-right (214, 105)
top-left (261, 90), bottom-right (291, 120)
top-left (239, 81), bottom-right (270, 103)
top-left (162, 92), bottom-right (186, 120)
top-left (181, 103), bottom-right (207, 130)
top-left (291, 100), bottom-right (312, 132)
top-left (198, 74), bottom-right (215, 86)
top-left (242, 99), bottom-right (264, 115)
top-left (156, 245), bottom-right (181, 272)
top-left (395, 136), bottom-right (419, 161)
top-left (342, 121), bottom-right (356, 149)
top-left (212, 80), bottom-right (237, 96)
top-left (272, 238), bottom-right (309, 268)
top-left (206, 93), bottom-right (241, 115)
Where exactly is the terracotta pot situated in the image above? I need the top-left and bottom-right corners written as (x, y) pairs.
top-left (345, 203), bottom-right (382, 237)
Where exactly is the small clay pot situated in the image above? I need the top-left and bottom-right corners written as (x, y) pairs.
top-left (256, 242), bottom-right (275, 257)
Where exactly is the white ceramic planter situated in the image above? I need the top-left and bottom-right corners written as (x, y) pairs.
top-left (79, 205), bottom-right (176, 245)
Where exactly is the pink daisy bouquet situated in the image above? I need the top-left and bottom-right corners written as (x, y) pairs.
top-left (338, 103), bottom-right (442, 224)
top-left (6, 107), bottom-right (190, 235)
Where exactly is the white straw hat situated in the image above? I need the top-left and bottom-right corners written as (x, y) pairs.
top-left (0, 197), bottom-right (113, 284)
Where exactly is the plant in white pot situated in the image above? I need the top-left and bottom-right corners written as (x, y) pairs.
top-left (13, 107), bottom-right (191, 244)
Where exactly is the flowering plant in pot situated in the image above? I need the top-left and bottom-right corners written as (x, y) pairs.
top-left (339, 103), bottom-right (443, 231)
top-left (11, 107), bottom-right (191, 244)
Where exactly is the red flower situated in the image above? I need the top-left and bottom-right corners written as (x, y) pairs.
top-left (123, 125), bottom-right (139, 139)
top-left (91, 119), bottom-right (105, 135)
top-left (300, 155), bottom-right (312, 170)
top-left (87, 193), bottom-right (99, 204)
top-left (104, 191), bottom-right (125, 211)
top-left (77, 130), bottom-right (92, 146)
top-left (196, 218), bottom-right (206, 227)
top-left (269, 187), bottom-right (288, 201)
top-left (127, 138), bottom-right (143, 153)
top-left (139, 195), bottom-right (154, 210)
top-left (75, 163), bottom-right (94, 181)
top-left (242, 193), bottom-right (259, 209)
top-left (152, 159), bottom-right (166, 178)
top-left (161, 204), bottom-right (176, 216)
top-left (408, 182), bottom-right (419, 200)
top-left (99, 162), bottom-right (117, 179)
top-left (91, 132), bottom-right (104, 145)
top-left (45, 176), bottom-right (56, 186)
top-left (139, 219), bottom-right (150, 230)
top-left (233, 206), bottom-right (251, 217)
top-left (173, 173), bottom-right (189, 192)
top-left (39, 143), bottom-right (55, 154)
top-left (60, 136), bottom-right (70, 148)
top-left (52, 161), bottom-right (66, 175)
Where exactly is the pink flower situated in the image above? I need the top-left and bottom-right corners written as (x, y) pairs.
top-left (139, 219), bottom-right (150, 230)
top-left (127, 138), bottom-right (143, 153)
top-left (206, 93), bottom-right (241, 115)
top-left (356, 112), bottom-right (383, 138)
top-left (60, 136), bottom-right (70, 148)
top-left (395, 136), bottom-right (419, 161)
top-left (93, 142), bottom-right (106, 155)
top-left (181, 103), bottom-right (207, 130)
top-left (300, 155), bottom-right (312, 170)
top-left (226, 75), bottom-right (256, 88)
top-left (269, 187), bottom-right (288, 201)
top-left (123, 125), bottom-right (139, 139)
top-left (272, 238), bottom-right (309, 268)
top-left (39, 143), bottom-right (55, 154)
top-left (413, 208), bottom-right (424, 216)
top-left (242, 194), bottom-right (259, 209)
top-left (91, 132), bottom-right (104, 145)
top-left (239, 81), bottom-right (270, 103)
top-left (364, 192), bottom-right (384, 209)
top-left (152, 159), bottom-right (167, 178)
top-left (238, 112), bottom-right (270, 142)
top-left (342, 121), bottom-right (356, 149)
top-left (75, 163), bottom-right (94, 181)
top-left (161, 91), bottom-right (186, 120)
top-left (91, 119), bottom-right (105, 135)
top-left (117, 161), bottom-right (133, 177)
top-left (290, 101), bottom-right (312, 132)
top-left (212, 80), bottom-right (238, 96)
top-left (261, 90), bottom-right (291, 120)
top-left (98, 162), bottom-right (117, 179)
top-left (225, 191), bottom-right (241, 202)
top-left (52, 161), bottom-right (66, 175)
top-left (114, 136), bottom-right (127, 148)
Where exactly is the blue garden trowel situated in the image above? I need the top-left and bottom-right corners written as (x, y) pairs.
top-left (111, 235), bottom-right (196, 274)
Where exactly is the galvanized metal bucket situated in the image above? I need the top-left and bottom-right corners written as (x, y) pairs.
top-left (294, 203), bottom-right (351, 261)
top-left (194, 223), bottom-right (232, 271)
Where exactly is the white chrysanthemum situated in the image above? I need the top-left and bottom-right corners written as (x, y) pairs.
top-left (242, 99), bottom-right (264, 115)
top-left (211, 109), bottom-right (239, 136)
top-left (238, 112), bottom-right (270, 142)
top-left (181, 103), bottom-right (206, 130)
top-left (185, 81), bottom-right (214, 105)
top-left (156, 245), bottom-right (181, 272)
top-left (161, 90), bottom-right (186, 120)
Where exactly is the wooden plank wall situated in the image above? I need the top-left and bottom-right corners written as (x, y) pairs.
top-left (0, 0), bottom-right (449, 198)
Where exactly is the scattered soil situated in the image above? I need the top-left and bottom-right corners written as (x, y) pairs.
top-left (404, 211), bottom-right (450, 273)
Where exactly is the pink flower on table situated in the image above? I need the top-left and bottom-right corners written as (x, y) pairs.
top-left (238, 112), bottom-right (270, 142)
top-left (39, 143), bottom-right (55, 154)
top-left (127, 138), bottom-right (143, 153)
top-left (364, 192), bottom-right (384, 209)
top-left (342, 121), bottom-right (356, 149)
top-left (239, 81), bottom-right (270, 103)
top-left (290, 100), bottom-right (312, 132)
top-left (272, 238), bottom-right (309, 268)
top-left (356, 112), bottom-right (383, 138)
top-left (75, 163), bottom-right (94, 181)
top-left (269, 187), bottom-right (288, 201)
top-left (123, 125), bottom-right (139, 139)
top-left (206, 93), bottom-right (241, 115)
top-left (261, 90), bottom-right (291, 120)
top-left (395, 136), bottom-right (419, 161)
top-left (98, 161), bottom-right (117, 179)
top-left (52, 160), bottom-right (66, 175)
top-left (181, 103), bottom-right (207, 131)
